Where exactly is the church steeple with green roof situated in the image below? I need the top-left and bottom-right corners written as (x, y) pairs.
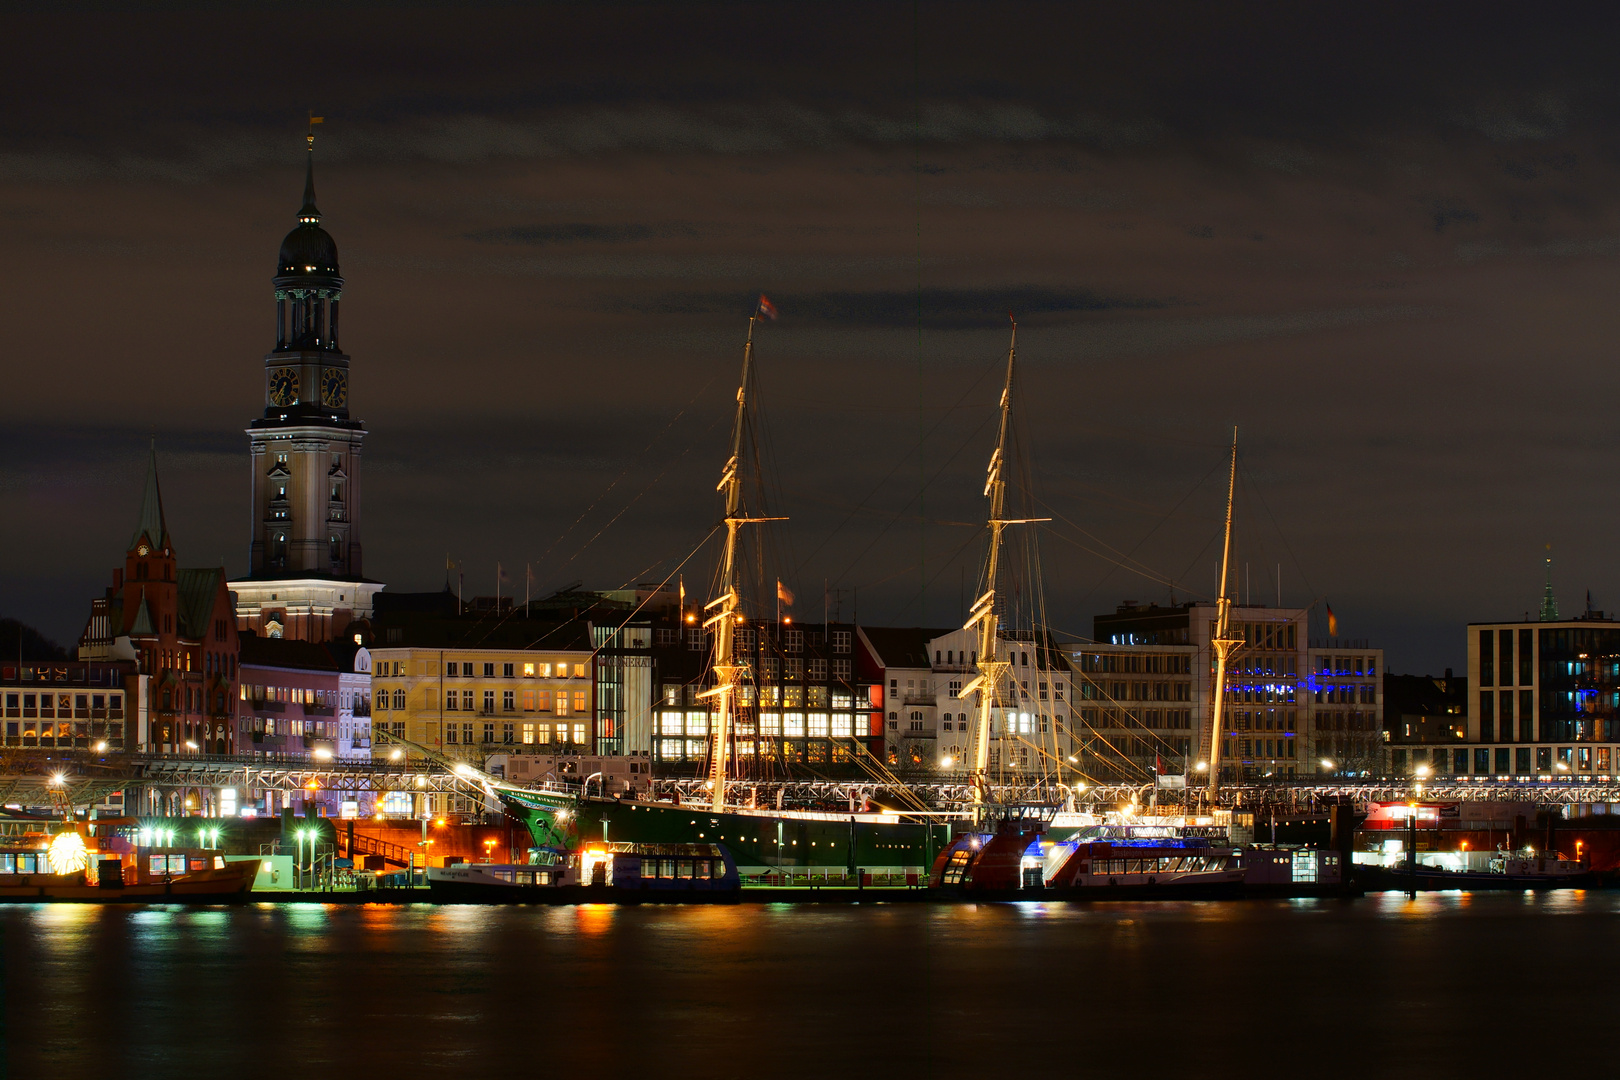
top-left (1540, 548), bottom-right (1560, 622)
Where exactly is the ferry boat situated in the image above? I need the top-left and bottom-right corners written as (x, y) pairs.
top-left (930, 819), bottom-right (1244, 898)
top-left (426, 841), bottom-right (740, 903)
top-left (0, 834), bottom-right (259, 902)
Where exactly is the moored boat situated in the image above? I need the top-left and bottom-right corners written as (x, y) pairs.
top-left (0, 849), bottom-right (259, 902)
top-left (427, 841), bottom-right (740, 903)
top-left (930, 819), bottom-right (1245, 899)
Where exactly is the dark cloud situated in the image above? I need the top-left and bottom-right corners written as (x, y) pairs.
top-left (466, 223), bottom-right (665, 245)
top-left (628, 287), bottom-right (1172, 328)
top-left (8, 3), bottom-right (1620, 675)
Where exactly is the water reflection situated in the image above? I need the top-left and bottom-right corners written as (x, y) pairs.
top-left (8, 895), bottom-right (1620, 1076)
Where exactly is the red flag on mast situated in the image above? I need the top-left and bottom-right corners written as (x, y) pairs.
top-left (757, 294), bottom-right (778, 320)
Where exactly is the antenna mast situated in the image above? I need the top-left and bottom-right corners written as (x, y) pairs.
top-left (1205, 429), bottom-right (1241, 802)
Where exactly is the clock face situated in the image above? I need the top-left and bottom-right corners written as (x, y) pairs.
top-left (269, 367), bottom-right (300, 407)
top-left (321, 367), bottom-right (349, 408)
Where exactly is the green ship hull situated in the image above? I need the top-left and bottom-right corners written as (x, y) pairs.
top-left (499, 789), bottom-right (952, 870)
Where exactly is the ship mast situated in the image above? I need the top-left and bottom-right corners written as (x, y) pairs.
top-left (963, 319), bottom-right (1047, 818)
top-left (703, 316), bottom-right (783, 813)
top-left (1204, 429), bottom-right (1241, 802)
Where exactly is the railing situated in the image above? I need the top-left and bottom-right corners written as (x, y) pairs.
top-left (348, 831), bottom-right (413, 868)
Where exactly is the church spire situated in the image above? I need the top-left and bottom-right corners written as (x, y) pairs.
top-left (1540, 546), bottom-right (1559, 622)
top-left (129, 442), bottom-right (169, 553)
top-left (299, 145), bottom-right (320, 223)
top-left (300, 111), bottom-right (323, 223)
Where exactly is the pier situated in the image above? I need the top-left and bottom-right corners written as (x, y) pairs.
top-left (13, 751), bottom-right (1620, 817)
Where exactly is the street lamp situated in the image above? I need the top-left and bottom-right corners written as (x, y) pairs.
top-left (1320, 759), bottom-right (1336, 771)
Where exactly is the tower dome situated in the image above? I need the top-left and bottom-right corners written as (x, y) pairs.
top-left (275, 152), bottom-right (341, 281)
top-left (272, 146), bottom-right (344, 352)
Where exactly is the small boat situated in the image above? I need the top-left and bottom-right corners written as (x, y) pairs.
top-left (427, 842), bottom-right (741, 903)
top-left (0, 850), bottom-right (260, 902)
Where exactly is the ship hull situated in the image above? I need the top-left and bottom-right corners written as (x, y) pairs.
top-left (0, 861), bottom-right (260, 903)
top-left (504, 793), bottom-right (949, 870)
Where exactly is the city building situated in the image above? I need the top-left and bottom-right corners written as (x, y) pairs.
top-left (858, 627), bottom-right (1073, 776)
top-left (235, 634), bottom-right (376, 816)
top-left (229, 141), bottom-right (382, 643)
top-left (366, 591), bottom-right (598, 777)
top-left (1068, 639), bottom-right (1197, 783)
top-left (648, 618), bottom-right (879, 776)
top-left (77, 451), bottom-right (240, 754)
top-left (330, 637), bottom-right (374, 766)
top-left (1, 659), bottom-right (140, 753)
top-left (1464, 606), bottom-right (1620, 778)
top-left (1305, 641), bottom-right (1386, 776)
top-left (1072, 601), bottom-right (1380, 781)
top-left (1384, 670), bottom-right (1468, 774)
top-left (237, 635), bottom-right (341, 761)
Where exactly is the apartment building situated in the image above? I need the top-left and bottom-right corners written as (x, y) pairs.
top-left (1463, 612), bottom-right (1620, 778)
top-left (860, 626), bottom-right (1074, 776)
top-left (1078, 601), bottom-right (1315, 781)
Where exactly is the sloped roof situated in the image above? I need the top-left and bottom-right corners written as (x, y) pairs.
top-left (859, 626), bottom-right (953, 669)
top-left (176, 568), bottom-right (226, 640)
top-left (128, 589), bottom-right (154, 635)
top-left (239, 634), bottom-right (340, 672)
top-left (129, 447), bottom-right (169, 552)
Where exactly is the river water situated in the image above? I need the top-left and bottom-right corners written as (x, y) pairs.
top-left (4, 892), bottom-right (1615, 1078)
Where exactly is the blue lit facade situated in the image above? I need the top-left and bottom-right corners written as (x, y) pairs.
top-left (1465, 615), bottom-right (1620, 778)
top-left (1078, 602), bottom-right (1373, 782)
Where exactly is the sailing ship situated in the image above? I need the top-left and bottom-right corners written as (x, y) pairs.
top-left (482, 309), bottom-right (964, 871)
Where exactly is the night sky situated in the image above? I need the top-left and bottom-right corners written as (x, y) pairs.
top-left (5, 3), bottom-right (1620, 674)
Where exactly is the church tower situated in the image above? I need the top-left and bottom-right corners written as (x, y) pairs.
top-left (230, 132), bottom-right (382, 642)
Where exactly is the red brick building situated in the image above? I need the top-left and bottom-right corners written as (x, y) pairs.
top-left (79, 450), bottom-right (240, 754)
